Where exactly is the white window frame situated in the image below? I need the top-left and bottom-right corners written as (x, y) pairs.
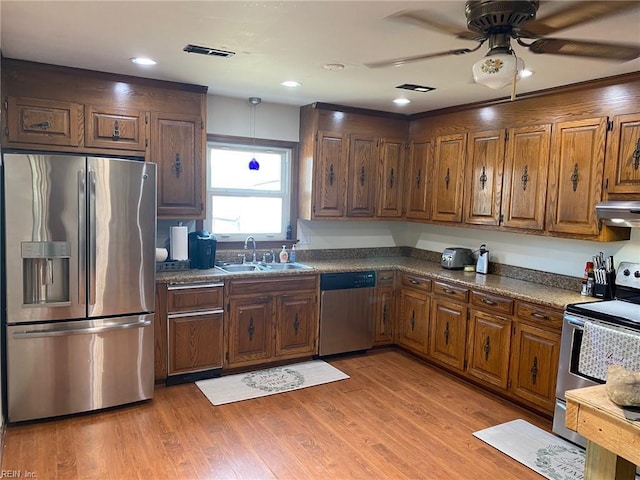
top-left (205, 138), bottom-right (293, 243)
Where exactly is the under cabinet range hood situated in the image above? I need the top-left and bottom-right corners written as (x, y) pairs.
top-left (596, 201), bottom-right (640, 228)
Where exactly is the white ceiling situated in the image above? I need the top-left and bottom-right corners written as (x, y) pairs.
top-left (2, 1), bottom-right (640, 115)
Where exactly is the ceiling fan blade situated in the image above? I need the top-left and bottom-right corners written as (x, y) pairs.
top-left (519, 1), bottom-right (640, 37)
top-left (387, 10), bottom-right (483, 41)
top-left (529, 38), bottom-right (640, 61)
top-left (365, 48), bottom-right (474, 69)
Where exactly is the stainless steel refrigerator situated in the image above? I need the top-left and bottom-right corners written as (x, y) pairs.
top-left (2, 153), bottom-right (156, 422)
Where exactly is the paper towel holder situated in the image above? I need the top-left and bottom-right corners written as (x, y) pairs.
top-left (169, 223), bottom-right (189, 261)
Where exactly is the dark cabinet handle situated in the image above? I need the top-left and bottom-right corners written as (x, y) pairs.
top-left (483, 336), bottom-right (490, 361)
top-left (444, 322), bottom-right (450, 345)
top-left (248, 317), bottom-right (255, 340)
top-left (112, 120), bottom-right (120, 140)
top-left (382, 304), bottom-right (387, 325)
top-left (30, 121), bottom-right (51, 130)
top-left (409, 279), bottom-right (419, 285)
top-left (293, 314), bottom-right (300, 335)
top-left (530, 356), bottom-right (538, 385)
top-left (444, 288), bottom-right (456, 295)
top-left (481, 298), bottom-right (497, 306)
top-left (416, 169), bottom-right (421, 188)
top-left (329, 164), bottom-right (335, 186)
top-left (389, 168), bottom-right (395, 189)
top-left (570, 163), bottom-right (579, 192)
top-left (174, 153), bottom-right (182, 178)
top-left (521, 165), bottom-right (529, 191)
top-left (530, 311), bottom-right (549, 321)
top-left (410, 310), bottom-right (415, 332)
top-left (360, 165), bottom-right (366, 186)
top-left (444, 167), bottom-right (450, 189)
top-left (633, 138), bottom-right (640, 170)
top-left (479, 166), bottom-right (487, 190)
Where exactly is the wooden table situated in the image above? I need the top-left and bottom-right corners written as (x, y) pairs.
top-left (565, 385), bottom-right (640, 480)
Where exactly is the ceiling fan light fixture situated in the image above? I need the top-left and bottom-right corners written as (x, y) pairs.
top-left (472, 53), bottom-right (524, 90)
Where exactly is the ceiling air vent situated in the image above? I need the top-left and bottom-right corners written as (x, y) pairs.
top-left (396, 84), bottom-right (435, 93)
top-left (183, 44), bottom-right (235, 58)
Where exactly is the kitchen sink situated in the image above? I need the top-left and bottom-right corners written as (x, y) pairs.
top-left (218, 262), bottom-right (312, 274)
top-left (219, 263), bottom-right (267, 273)
top-left (263, 263), bottom-right (312, 271)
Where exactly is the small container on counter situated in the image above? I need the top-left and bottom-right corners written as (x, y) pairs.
top-left (279, 245), bottom-right (289, 263)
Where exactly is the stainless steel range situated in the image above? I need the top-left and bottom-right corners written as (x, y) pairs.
top-left (553, 261), bottom-right (640, 446)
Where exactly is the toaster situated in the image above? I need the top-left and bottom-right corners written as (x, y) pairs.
top-left (441, 247), bottom-right (474, 270)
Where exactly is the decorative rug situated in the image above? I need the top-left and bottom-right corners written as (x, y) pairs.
top-left (473, 419), bottom-right (588, 480)
top-left (195, 360), bottom-right (349, 406)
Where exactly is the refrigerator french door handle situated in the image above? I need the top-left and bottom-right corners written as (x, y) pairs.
top-left (11, 319), bottom-right (152, 339)
top-left (88, 169), bottom-right (97, 306)
top-left (78, 169), bottom-right (87, 305)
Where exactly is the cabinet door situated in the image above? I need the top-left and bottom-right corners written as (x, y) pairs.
top-left (374, 285), bottom-right (395, 345)
top-left (378, 138), bottom-right (406, 218)
top-left (604, 113), bottom-right (640, 194)
top-left (467, 310), bottom-right (511, 388)
top-left (397, 288), bottom-right (429, 354)
top-left (154, 283), bottom-right (168, 382)
top-left (429, 298), bottom-right (467, 371)
top-left (168, 311), bottom-right (223, 375)
top-left (546, 117), bottom-right (607, 236)
top-left (464, 129), bottom-right (505, 226)
top-left (405, 139), bottom-right (433, 221)
top-left (85, 105), bottom-right (146, 151)
top-left (501, 124), bottom-right (551, 230)
top-left (227, 296), bottom-right (273, 367)
top-left (347, 134), bottom-right (377, 217)
top-left (7, 96), bottom-right (81, 147)
top-left (275, 292), bottom-right (317, 358)
top-left (510, 323), bottom-right (560, 413)
top-left (151, 112), bottom-right (204, 218)
top-left (313, 131), bottom-right (348, 218)
top-left (432, 133), bottom-right (466, 223)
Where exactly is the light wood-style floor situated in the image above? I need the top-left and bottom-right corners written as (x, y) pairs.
top-left (2, 349), bottom-right (553, 479)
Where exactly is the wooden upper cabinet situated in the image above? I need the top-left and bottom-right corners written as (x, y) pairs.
top-left (464, 129), bottom-right (505, 226)
top-left (604, 113), bottom-right (640, 194)
top-left (432, 133), bottom-right (466, 223)
top-left (377, 137), bottom-right (406, 218)
top-left (85, 105), bottom-right (146, 151)
top-left (347, 134), bottom-right (377, 217)
top-left (501, 124), bottom-right (552, 231)
top-left (405, 139), bottom-right (433, 221)
top-left (151, 112), bottom-right (204, 219)
top-left (546, 117), bottom-right (607, 236)
top-left (313, 131), bottom-right (348, 218)
top-left (7, 96), bottom-right (82, 147)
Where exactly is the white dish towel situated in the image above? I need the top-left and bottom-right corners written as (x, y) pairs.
top-left (578, 320), bottom-right (640, 381)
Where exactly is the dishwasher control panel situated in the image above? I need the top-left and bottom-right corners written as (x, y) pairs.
top-left (320, 271), bottom-right (376, 290)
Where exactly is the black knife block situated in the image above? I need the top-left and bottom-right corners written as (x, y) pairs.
top-left (594, 271), bottom-right (616, 299)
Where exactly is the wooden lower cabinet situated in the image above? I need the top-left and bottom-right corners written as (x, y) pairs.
top-left (373, 271), bottom-right (395, 345)
top-left (429, 298), bottom-right (467, 371)
top-left (225, 275), bottom-right (318, 369)
top-left (397, 274), bottom-right (431, 354)
top-left (509, 322), bottom-right (560, 412)
top-left (467, 309), bottom-right (511, 388)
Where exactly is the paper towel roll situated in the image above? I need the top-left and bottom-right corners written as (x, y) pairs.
top-left (170, 226), bottom-right (189, 260)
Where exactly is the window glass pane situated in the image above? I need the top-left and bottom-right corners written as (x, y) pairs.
top-left (210, 148), bottom-right (282, 191)
top-left (210, 195), bottom-right (283, 234)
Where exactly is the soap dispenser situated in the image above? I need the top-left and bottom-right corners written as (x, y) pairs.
top-left (279, 245), bottom-right (289, 263)
top-left (476, 244), bottom-right (489, 274)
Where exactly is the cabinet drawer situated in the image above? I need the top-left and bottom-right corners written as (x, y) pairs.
top-left (85, 105), bottom-right (146, 150)
top-left (401, 273), bottom-right (431, 292)
top-left (377, 270), bottom-right (395, 287)
top-left (433, 281), bottom-right (469, 302)
top-left (228, 275), bottom-right (317, 296)
top-left (167, 283), bottom-right (224, 313)
top-left (471, 291), bottom-right (514, 315)
top-left (7, 96), bottom-right (82, 146)
top-left (516, 301), bottom-right (563, 330)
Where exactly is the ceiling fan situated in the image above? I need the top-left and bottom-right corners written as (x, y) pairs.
top-left (366, 1), bottom-right (640, 90)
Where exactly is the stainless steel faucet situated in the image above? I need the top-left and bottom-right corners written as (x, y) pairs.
top-left (244, 236), bottom-right (257, 263)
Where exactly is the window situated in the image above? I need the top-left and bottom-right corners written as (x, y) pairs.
top-left (206, 138), bottom-right (293, 243)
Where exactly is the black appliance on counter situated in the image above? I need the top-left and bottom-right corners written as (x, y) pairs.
top-left (188, 231), bottom-right (217, 269)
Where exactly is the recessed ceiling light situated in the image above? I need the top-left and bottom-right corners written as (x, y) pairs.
top-left (323, 63), bottom-right (345, 71)
top-left (281, 80), bottom-right (301, 88)
top-left (131, 57), bottom-right (157, 66)
top-left (393, 98), bottom-right (411, 105)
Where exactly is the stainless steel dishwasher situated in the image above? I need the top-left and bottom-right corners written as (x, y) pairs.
top-left (319, 271), bottom-right (376, 356)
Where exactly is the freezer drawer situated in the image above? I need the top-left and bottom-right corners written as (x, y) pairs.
top-left (7, 314), bottom-right (154, 423)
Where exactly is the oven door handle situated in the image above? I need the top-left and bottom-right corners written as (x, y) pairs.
top-left (555, 400), bottom-right (567, 411)
top-left (566, 318), bottom-right (585, 328)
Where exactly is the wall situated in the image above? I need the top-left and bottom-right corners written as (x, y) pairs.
top-left (205, 94), bottom-right (640, 279)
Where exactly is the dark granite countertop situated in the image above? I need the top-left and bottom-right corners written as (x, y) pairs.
top-left (156, 256), bottom-right (592, 310)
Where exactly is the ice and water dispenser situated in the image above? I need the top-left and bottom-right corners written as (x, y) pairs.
top-left (21, 241), bottom-right (70, 305)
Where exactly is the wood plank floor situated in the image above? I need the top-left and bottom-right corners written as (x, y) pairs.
top-left (2, 349), bottom-right (554, 479)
